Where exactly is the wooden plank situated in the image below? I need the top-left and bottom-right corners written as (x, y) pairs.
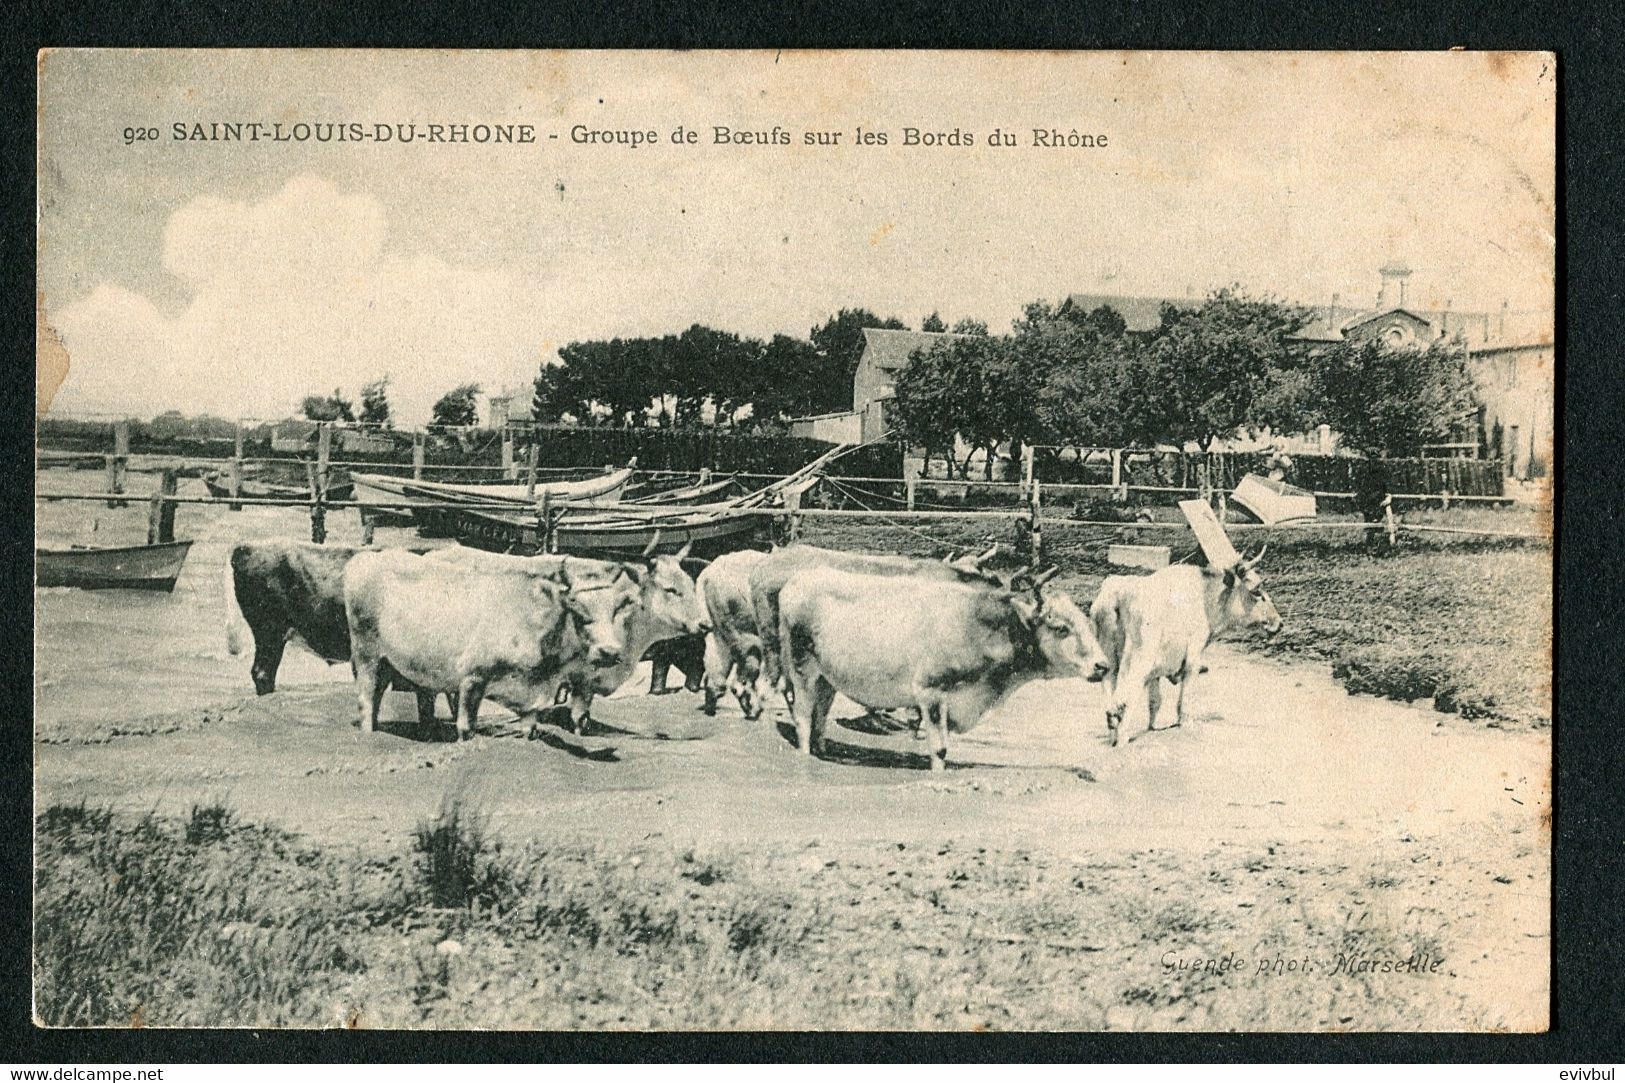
top-left (1108, 543), bottom-right (1170, 570)
top-left (1178, 498), bottom-right (1242, 568)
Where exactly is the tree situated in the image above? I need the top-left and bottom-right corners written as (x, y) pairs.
top-left (921, 311), bottom-right (947, 332)
top-left (891, 343), bottom-right (963, 477)
top-left (1305, 337), bottom-right (1479, 456)
top-left (360, 376), bottom-right (392, 427)
top-left (892, 335), bottom-right (1018, 479)
top-left (950, 317), bottom-right (990, 336)
top-left (1135, 289), bottom-right (1313, 449)
top-left (809, 308), bottom-right (908, 414)
top-left (747, 334), bottom-right (824, 429)
top-left (300, 389), bottom-right (355, 423)
top-left (431, 383), bottom-right (482, 428)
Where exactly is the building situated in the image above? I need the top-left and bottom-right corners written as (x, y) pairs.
top-left (485, 384), bottom-right (535, 430)
top-left (784, 326), bottom-right (972, 445)
top-left (788, 410), bottom-right (864, 444)
top-left (1061, 262), bottom-right (1553, 478)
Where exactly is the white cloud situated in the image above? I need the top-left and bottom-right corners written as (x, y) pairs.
top-left (49, 175), bottom-right (545, 424)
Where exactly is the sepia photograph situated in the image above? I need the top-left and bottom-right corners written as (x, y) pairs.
top-left (33, 49), bottom-right (1553, 1031)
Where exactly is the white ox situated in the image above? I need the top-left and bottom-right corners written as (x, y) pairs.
top-left (1089, 548), bottom-right (1283, 746)
top-left (343, 549), bottom-right (639, 740)
top-left (776, 566), bottom-right (1107, 770)
top-left (424, 542), bottom-right (710, 731)
top-left (749, 543), bottom-right (1002, 704)
top-left (696, 549), bottom-right (770, 718)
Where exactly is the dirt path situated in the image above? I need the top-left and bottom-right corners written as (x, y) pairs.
top-left (32, 481), bottom-right (1551, 1028)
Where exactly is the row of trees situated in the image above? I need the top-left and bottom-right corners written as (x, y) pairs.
top-left (531, 309), bottom-right (960, 430)
top-left (892, 290), bottom-right (1480, 476)
top-left (298, 378), bottom-right (483, 428)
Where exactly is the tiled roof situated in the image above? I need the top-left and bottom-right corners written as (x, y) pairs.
top-left (861, 327), bottom-right (973, 371)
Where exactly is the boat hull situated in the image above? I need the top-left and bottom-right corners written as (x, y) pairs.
top-left (36, 539), bottom-right (195, 592)
top-left (202, 475), bottom-right (353, 502)
top-left (449, 506), bottom-right (766, 559)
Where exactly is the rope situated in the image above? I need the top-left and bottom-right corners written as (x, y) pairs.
top-left (818, 477), bottom-right (982, 555)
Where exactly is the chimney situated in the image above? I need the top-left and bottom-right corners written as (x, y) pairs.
top-left (1500, 299), bottom-right (1509, 338)
top-left (1329, 292), bottom-right (1340, 324)
top-left (1377, 260), bottom-right (1412, 310)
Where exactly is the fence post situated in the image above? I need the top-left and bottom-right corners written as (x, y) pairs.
top-left (906, 475), bottom-right (917, 512)
top-left (1031, 477), bottom-right (1044, 562)
top-left (784, 486), bottom-right (802, 543)
top-left (1383, 494), bottom-right (1398, 548)
top-left (105, 420), bottom-right (130, 508)
top-left (228, 421), bottom-right (245, 511)
top-left (501, 427), bottom-right (516, 479)
top-left (316, 422), bottom-right (332, 500)
top-left (146, 469), bottom-right (178, 544)
top-left (537, 490), bottom-right (555, 553)
top-left (525, 440), bottom-right (539, 500)
top-left (306, 462), bottom-right (326, 544)
top-left (1020, 444), bottom-right (1035, 502)
top-left (1110, 448), bottom-right (1124, 502)
top-left (412, 431), bottom-right (426, 480)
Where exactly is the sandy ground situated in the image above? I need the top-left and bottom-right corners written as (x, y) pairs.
top-left (33, 469), bottom-right (1552, 1029)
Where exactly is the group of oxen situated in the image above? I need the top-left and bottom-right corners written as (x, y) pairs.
top-left (223, 536), bottom-right (1283, 767)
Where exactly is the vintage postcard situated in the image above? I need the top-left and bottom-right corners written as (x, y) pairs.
top-left (34, 50), bottom-right (1553, 1031)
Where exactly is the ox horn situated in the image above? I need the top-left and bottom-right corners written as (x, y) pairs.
top-left (976, 544), bottom-right (1000, 566)
top-left (1242, 544), bottom-right (1268, 569)
top-left (640, 531), bottom-right (662, 559)
top-left (1029, 565), bottom-right (1061, 590)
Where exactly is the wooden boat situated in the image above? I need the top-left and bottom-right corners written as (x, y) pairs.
top-left (1232, 473), bottom-right (1317, 525)
top-left (37, 452), bottom-right (104, 470)
top-left (349, 467), bottom-right (632, 508)
top-left (352, 467), bottom-right (633, 535)
top-left (625, 476), bottom-right (736, 506)
top-left (449, 502), bottom-right (767, 559)
top-left (439, 442), bottom-right (854, 558)
top-left (202, 472), bottom-right (355, 502)
top-left (36, 539), bottom-right (195, 592)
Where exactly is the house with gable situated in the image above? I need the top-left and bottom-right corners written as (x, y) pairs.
top-left (1059, 261), bottom-right (1553, 477)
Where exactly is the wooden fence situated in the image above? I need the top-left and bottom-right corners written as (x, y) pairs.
top-left (1035, 449), bottom-right (1504, 498)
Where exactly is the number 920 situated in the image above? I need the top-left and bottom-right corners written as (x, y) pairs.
top-left (122, 126), bottom-right (160, 145)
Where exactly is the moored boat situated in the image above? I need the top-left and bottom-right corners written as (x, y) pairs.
top-left (201, 472), bottom-right (355, 502)
top-left (36, 539), bottom-right (195, 592)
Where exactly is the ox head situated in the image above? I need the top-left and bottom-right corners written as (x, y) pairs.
top-left (554, 560), bottom-right (645, 689)
top-left (1009, 566), bottom-right (1109, 682)
top-left (1221, 545), bottom-right (1283, 636)
top-left (616, 534), bottom-right (710, 645)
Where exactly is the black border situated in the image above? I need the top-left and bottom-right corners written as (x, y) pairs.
top-left (5, 0), bottom-right (1618, 1065)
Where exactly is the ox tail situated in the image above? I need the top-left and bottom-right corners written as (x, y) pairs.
top-left (223, 555), bottom-right (249, 656)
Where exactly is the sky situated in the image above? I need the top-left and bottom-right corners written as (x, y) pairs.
top-left (37, 50), bottom-right (1555, 425)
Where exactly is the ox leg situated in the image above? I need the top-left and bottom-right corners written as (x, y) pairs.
top-left (808, 678), bottom-right (838, 757)
top-left (1145, 677), bottom-right (1164, 734)
top-left (1102, 667), bottom-right (1125, 747)
top-left (249, 629), bottom-right (288, 696)
top-left (354, 657), bottom-right (386, 735)
top-left (568, 684), bottom-right (596, 734)
top-left (926, 704), bottom-right (950, 771)
top-left (415, 689), bottom-right (439, 726)
top-left (701, 632), bottom-right (728, 716)
top-left (454, 678), bottom-right (484, 741)
top-left (647, 648), bottom-right (674, 695)
top-left (674, 635), bottom-right (705, 693)
top-left (1172, 664), bottom-right (1191, 728)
